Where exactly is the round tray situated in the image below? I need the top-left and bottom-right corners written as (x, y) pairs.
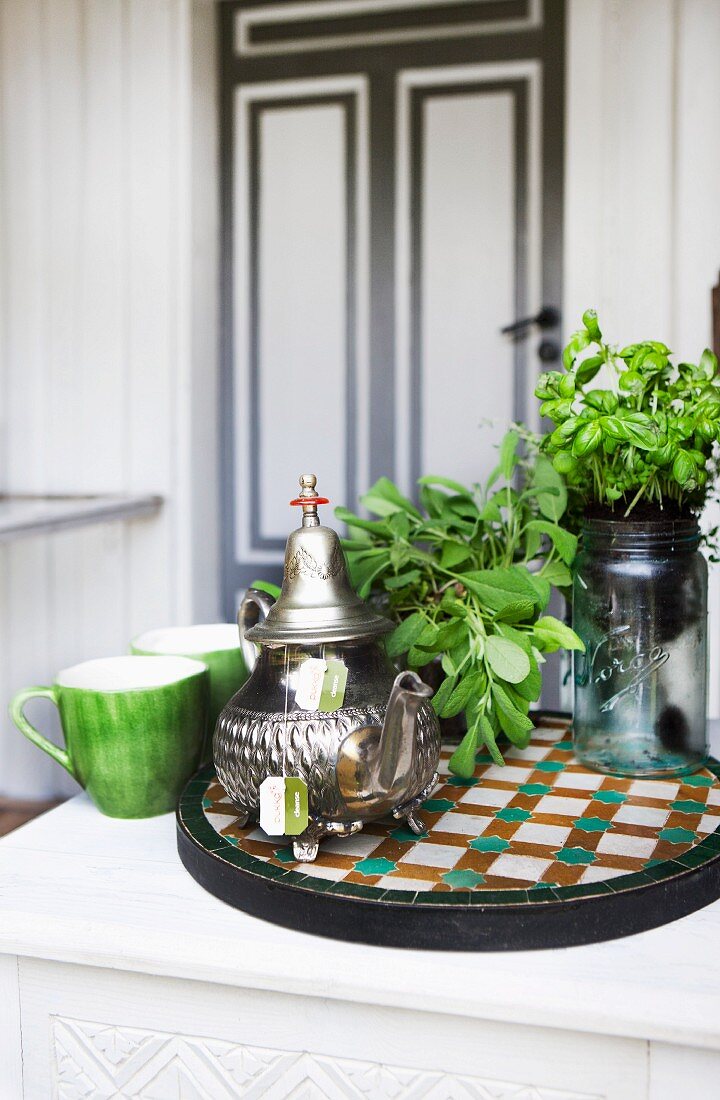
top-left (176, 715), bottom-right (720, 950)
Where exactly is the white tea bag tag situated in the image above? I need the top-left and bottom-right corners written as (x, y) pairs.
top-left (295, 657), bottom-right (327, 710)
top-left (259, 776), bottom-right (309, 836)
top-left (259, 776), bottom-right (286, 835)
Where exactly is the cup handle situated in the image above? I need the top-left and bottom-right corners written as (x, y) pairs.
top-left (9, 686), bottom-right (75, 777)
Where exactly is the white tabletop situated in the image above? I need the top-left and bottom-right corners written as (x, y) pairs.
top-left (1, 723), bottom-right (719, 1053)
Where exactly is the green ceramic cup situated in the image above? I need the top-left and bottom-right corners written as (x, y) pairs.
top-left (9, 655), bottom-right (209, 818)
top-left (130, 625), bottom-right (248, 760)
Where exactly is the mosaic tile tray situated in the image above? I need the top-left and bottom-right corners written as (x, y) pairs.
top-left (177, 714), bottom-right (720, 950)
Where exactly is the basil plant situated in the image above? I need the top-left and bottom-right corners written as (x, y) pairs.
top-left (537, 310), bottom-right (720, 516)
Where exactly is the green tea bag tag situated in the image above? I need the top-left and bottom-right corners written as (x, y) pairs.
top-left (319, 659), bottom-right (348, 711)
top-left (259, 776), bottom-right (308, 836)
top-left (283, 776), bottom-right (309, 835)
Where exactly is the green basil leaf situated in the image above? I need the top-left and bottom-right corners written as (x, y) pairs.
top-left (575, 353), bottom-right (603, 386)
top-left (571, 420), bottom-right (602, 457)
top-left (672, 450), bottom-right (696, 488)
top-left (699, 348), bottom-right (718, 381)
top-left (563, 331), bottom-right (591, 371)
top-left (582, 309), bottom-right (601, 341)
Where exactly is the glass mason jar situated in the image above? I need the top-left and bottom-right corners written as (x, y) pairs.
top-left (572, 515), bottom-right (708, 777)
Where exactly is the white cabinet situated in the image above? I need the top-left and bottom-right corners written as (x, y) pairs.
top-left (1, 792), bottom-right (719, 1099)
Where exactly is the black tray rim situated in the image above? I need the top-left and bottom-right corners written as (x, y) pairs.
top-left (176, 755), bottom-right (720, 951)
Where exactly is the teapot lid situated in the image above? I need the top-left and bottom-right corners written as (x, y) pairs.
top-left (244, 475), bottom-right (394, 646)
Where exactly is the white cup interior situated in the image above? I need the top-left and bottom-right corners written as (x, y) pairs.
top-left (132, 624), bottom-right (240, 656)
top-left (57, 655), bottom-right (207, 692)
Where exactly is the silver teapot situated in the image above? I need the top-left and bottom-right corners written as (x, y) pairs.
top-left (214, 475), bottom-right (441, 861)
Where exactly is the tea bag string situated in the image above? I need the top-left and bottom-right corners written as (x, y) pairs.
top-left (282, 644), bottom-right (290, 779)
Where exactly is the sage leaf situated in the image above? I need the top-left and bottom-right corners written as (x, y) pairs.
top-left (525, 520), bottom-right (577, 566)
top-left (493, 598), bottom-right (536, 624)
top-left (485, 635), bottom-right (531, 684)
top-left (441, 670), bottom-right (485, 718)
top-left (417, 474), bottom-right (473, 497)
top-left (533, 615), bottom-right (585, 654)
top-left (533, 454), bottom-right (567, 521)
top-left (513, 655), bottom-right (542, 702)
top-left (491, 683), bottom-right (534, 745)
top-left (361, 477), bottom-right (422, 519)
top-left (448, 725), bottom-right (478, 779)
top-left (538, 560), bottom-right (572, 588)
top-left (478, 714), bottom-right (505, 766)
top-left (431, 675), bottom-right (456, 716)
top-left (499, 430), bottom-right (519, 480)
top-left (385, 611), bottom-right (425, 658)
top-left (441, 541), bottom-right (473, 569)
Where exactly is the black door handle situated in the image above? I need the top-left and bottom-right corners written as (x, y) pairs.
top-left (501, 306), bottom-right (560, 337)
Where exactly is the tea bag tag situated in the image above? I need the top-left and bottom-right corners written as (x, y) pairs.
top-left (319, 659), bottom-right (348, 711)
top-left (295, 657), bottom-right (327, 710)
top-left (296, 657), bottom-right (348, 711)
top-left (259, 776), bottom-right (309, 836)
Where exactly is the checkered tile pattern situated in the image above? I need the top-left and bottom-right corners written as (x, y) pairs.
top-left (201, 716), bottom-right (720, 893)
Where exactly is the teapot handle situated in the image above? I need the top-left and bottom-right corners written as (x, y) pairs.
top-left (238, 588), bottom-right (276, 674)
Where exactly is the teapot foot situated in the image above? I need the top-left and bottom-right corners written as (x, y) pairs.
top-left (392, 772), bottom-right (438, 835)
top-left (293, 817), bottom-right (364, 863)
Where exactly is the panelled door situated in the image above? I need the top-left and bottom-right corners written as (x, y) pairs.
top-left (220, 0), bottom-right (565, 612)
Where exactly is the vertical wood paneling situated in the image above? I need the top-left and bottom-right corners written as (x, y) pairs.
top-left (126, 0), bottom-right (176, 640)
top-left (80, 0), bottom-right (126, 495)
top-left (565, 0), bottom-right (675, 339)
top-left (46, 0), bottom-right (83, 493)
top-left (0, 0), bottom-right (55, 796)
top-left (673, 0), bottom-right (720, 716)
top-left (0, 0), bottom-right (210, 797)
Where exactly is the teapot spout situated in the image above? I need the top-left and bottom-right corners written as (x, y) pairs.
top-left (377, 671), bottom-right (433, 794)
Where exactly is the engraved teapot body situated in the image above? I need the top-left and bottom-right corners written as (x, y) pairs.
top-left (213, 476), bottom-right (441, 861)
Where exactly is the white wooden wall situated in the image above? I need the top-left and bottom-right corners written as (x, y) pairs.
top-left (0, 0), bottom-right (219, 798)
top-left (565, 0), bottom-right (720, 715)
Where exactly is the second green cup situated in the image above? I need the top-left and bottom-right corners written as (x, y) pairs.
top-left (131, 624), bottom-right (248, 759)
